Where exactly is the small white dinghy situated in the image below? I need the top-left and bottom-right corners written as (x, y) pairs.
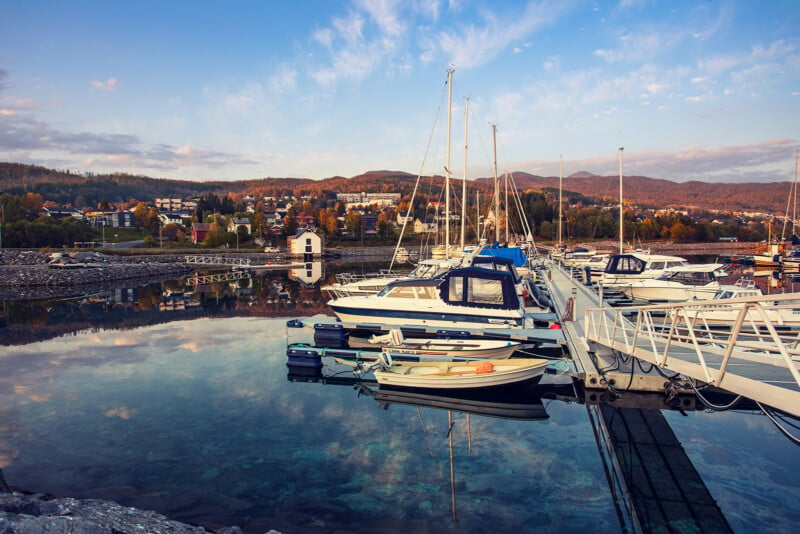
top-left (353, 329), bottom-right (520, 360)
top-left (363, 353), bottom-right (550, 389)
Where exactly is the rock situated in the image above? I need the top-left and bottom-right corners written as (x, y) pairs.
top-left (0, 492), bottom-right (249, 534)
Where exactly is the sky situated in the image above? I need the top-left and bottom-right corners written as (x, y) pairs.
top-left (0, 0), bottom-right (798, 184)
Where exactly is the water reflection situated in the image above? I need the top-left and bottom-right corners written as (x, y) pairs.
top-left (0, 262), bottom-right (338, 346)
top-left (1, 259), bottom-right (800, 532)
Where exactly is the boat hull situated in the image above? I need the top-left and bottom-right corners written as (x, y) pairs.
top-left (328, 302), bottom-right (524, 328)
top-left (349, 336), bottom-right (520, 359)
top-left (623, 284), bottom-right (721, 302)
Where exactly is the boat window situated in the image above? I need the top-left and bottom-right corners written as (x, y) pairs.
top-left (467, 278), bottom-right (505, 305)
top-left (448, 276), bottom-right (464, 301)
top-left (415, 286), bottom-right (438, 299)
top-left (609, 255), bottom-right (645, 274)
top-left (649, 261), bottom-right (664, 270)
top-left (666, 261), bottom-right (687, 268)
top-left (385, 286), bottom-right (418, 298)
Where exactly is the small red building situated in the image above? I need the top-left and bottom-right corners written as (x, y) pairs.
top-left (191, 223), bottom-right (211, 244)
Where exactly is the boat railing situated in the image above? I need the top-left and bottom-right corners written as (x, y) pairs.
top-left (734, 277), bottom-right (756, 289)
top-left (583, 292), bottom-right (800, 416)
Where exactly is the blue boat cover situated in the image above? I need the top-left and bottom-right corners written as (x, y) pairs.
top-left (480, 245), bottom-right (529, 267)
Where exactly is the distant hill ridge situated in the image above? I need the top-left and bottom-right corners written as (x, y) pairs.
top-left (0, 162), bottom-right (790, 213)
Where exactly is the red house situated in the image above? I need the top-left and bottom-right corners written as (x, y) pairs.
top-left (191, 223), bottom-right (211, 244)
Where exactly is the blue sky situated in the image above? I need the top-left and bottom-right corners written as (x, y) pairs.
top-left (1, 0), bottom-right (798, 183)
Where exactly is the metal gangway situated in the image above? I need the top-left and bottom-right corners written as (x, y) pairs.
top-left (184, 255), bottom-right (250, 267)
top-left (186, 270), bottom-right (251, 286)
top-left (584, 292), bottom-right (800, 416)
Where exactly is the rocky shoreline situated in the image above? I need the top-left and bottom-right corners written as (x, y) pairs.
top-left (0, 251), bottom-right (197, 301)
top-left (0, 491), bottom-right (250, 534)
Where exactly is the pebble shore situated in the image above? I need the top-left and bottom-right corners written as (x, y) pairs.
top-left (0, 250), bottom-right (195, 301)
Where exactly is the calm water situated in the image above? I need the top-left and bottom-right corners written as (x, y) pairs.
top-left (0, 264), bottom-right (799, 532)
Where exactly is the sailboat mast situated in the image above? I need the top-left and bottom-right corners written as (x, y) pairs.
top-left (793, 149), bottom-right (799, 236)
top-left (445, 68), bottom-right (453, 257)
top-left (618, 146), bottom-right (624, 254)
top-left (558, 155), bottom-right (563, 250)
top-left (476, 190), bottom-right (480, 241)
top-left (461, 97), bottom-right (469, 251)
top-left (504, 173), bottom-right (509, 244)
top-left (492, 124), bottom-right (499, 243)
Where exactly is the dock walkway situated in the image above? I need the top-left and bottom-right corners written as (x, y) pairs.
top-left (542, 260), bottom-right (800, 416)
top-left (543, 262), bottom-right (679, 392)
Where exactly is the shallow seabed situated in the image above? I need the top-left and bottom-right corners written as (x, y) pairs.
top-left (0, 316), bottom-right (798, 533)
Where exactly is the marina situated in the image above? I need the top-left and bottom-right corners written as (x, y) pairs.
top-left (0, 253), bottom-right (799, 532)
top-left (3, 2), bottom-right (799, 531)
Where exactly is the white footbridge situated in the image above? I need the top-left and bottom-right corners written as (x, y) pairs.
top-left (543, 262), bottom-right (800, 417)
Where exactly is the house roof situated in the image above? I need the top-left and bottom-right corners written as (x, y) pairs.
top-left (292, 228), bottom-right (319, 239)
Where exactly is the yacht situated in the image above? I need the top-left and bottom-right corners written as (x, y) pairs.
top-left (327, 264), bottom-right (550, 329)
top-left (598, 252), bottom-right (689, 288)
top-left (620, 263), bottom-right (727, 302)
top-left (322, 257), bottom-right (462, 298)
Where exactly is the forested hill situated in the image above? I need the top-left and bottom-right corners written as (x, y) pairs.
top-left (0, 162), bottom-right (791, 213)
top-left (477, 172), bottom-right (789, 213)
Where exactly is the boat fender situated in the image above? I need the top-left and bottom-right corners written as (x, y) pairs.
top-left (476, 361), bottom-right (494, 374)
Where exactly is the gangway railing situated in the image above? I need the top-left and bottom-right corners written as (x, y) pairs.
top-left (186, 271), bottom-right (251, 286)
top-left (584, 292), bottom-right (800, 417)
top-left (184, 255), bottom-right (250, 266)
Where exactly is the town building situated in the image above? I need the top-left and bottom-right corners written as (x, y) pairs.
top-left (287, 228), bottom-right (322, 256)
top-left (191, 223), bottom-right (211, 244)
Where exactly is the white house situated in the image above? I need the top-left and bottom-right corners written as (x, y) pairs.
top-left (287, 228), bottom-right (322, 256)
top-left (228, 217), bottom-right (252, 235)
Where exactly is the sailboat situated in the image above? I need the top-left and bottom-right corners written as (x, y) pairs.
top-left (778, 150), bottom-right (800, 270)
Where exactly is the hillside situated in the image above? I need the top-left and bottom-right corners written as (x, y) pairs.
top-left (476, 172), bottom-right (790, 213)
top-left (0, 162), bottom-right (791, 213)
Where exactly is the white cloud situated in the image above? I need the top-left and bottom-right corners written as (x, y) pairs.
top-left (435, 1), bottom-right (567, 69)
top-left (90, 77), bottom-right (119, 91)
top-left (268, 64), bottom-right (298, 94)
top-left (356, 0), bottom-right (405, 37)
top-left (309, 7), bottom-right (400, 87)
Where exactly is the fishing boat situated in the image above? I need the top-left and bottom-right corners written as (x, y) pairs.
top-left (620, 263), bottom-right (728, 302)
top-left (327, 265), bottom-right (547, 329)
top-left (370, 356), bottom-right (550, 389)
top-left (349, 329), bottom-right (520, 359)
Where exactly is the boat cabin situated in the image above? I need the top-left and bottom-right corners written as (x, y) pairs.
top-left (604, 253), bottom-right (688, 276)
top-left (713, 279), bottom-right (762, 300)
top-left (655, 264), bottom-right (726, 286)
top-left (377, 266), bottom-right (521, 310)
top-left (470, 255), bottom-right (521, 280)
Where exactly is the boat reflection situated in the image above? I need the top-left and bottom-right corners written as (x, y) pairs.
top-left (368, 381), bottom-right (549, 421)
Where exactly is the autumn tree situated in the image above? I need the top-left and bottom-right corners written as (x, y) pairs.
top-left (21, 192), bottom-right (44, 218)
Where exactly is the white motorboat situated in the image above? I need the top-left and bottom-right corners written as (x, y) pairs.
top-left (682, 280), bottom-right (800, 328)
top-left (327, 265), bottom-right (549, 329)
top-left (599, 252), bottom-right (689, 288)
top-left (621, 263), bottom-right (728, 302)
top-left (321, 257), bottom-right (462, 298)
